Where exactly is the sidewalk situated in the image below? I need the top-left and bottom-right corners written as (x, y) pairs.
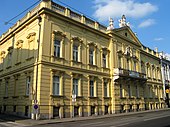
top-left (15, 108), bottom-right (170, 126)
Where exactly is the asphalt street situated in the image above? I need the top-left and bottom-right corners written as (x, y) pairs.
top-left (32, 110), bottom-right (170, 127)
top-left (0, 110), bottom-right (170, 127)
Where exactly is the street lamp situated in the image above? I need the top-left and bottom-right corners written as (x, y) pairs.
top-left (72, 90), bottom-right (76, 118)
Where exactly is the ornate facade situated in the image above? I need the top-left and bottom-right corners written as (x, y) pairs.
top-left (0, 0), bottom-right (166, 119)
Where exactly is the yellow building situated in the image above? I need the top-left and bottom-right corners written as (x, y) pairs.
top-left (0, 0), bottom-right (165, 119)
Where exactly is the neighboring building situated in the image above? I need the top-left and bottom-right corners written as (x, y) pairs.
top-left (0, 0), bottom-right (165, 119)
top-left (159, 52), bottom-right (170, 107)
top-left (140, 46), bottom-right (164, 110)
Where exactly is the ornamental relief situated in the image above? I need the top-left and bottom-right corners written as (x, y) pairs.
top-left (71, 36), bottom-right (83, 44)
top-left (0, 51), bottom-right (6, 58)
top-left (26, 32), bottom-right (36, 43)
top-left (16, 40), bottom-right (23, 49)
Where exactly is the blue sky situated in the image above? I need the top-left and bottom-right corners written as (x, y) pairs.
top-left (0, 0), bottom-right (169, 54)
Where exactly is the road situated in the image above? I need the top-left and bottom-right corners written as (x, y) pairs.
top-left (33, 110), bottom-right (170, 127)
top-left (0, 110), bottom-right (170, 127)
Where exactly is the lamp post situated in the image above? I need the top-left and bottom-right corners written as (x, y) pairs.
top-left (72, 90), bottom-right (76, 118)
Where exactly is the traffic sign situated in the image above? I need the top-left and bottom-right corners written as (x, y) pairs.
top-left (33, 104), bottom-right (39, 114)
top-left (34, 104), bottom-right (38, 109)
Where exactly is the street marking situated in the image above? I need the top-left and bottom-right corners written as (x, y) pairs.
top-left (0, 121), bottom-right (27, 127)
top-left (144, 115), bottom-right (170, 121)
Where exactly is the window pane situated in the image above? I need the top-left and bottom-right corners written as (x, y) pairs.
top-left (104, 82), bottom-right (108, 97)
top-left (73, 45), bottom-right (78, 61)
top-left (54, 40), bottom-right (60, 57)
top-left (90, 80), bottom-right (94, 97)
top-left (103, 53), bottom-right (106, 68)
top-left (26, 76), bottom-right (31, 96)
top-left (53, 76), bottom-right (60, 95)
top-left (89, 49), bottom-right (93, 65)
top-left (73, 78), bottom-right (78, 96)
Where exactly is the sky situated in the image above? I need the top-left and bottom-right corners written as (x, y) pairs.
top-left (0, 0), bottom-right (170, 55)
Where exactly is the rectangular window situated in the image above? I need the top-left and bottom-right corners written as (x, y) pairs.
top-left (134, 62), bottom-right (137, 71)
top-left (90, 80), bottom-right (94, 97)
top-left (53, 76), bottom-right (60, 95)
top-left (104, 81), bottom-right (108, 97)
top-left (127, 59), bottom-right (130, 70)
top-left (54, 40), bottom-right (60, 57)
top-left (120, 84), bottom-right (123, 98)
top-left (8, 53), bottom-right (12, 66)
top-left (26, 76), bottom-right (31, 96)
top-left (136, 85), bottom-right (139, 98)
top-left (128, 84), bottom-right (131, 98)
top-left (103, 53), bottom-right (106, 68)
top-left (89, 49), bottom-right (94, 65)
top-left (73, 78), bottom-right (79, 96)
top-left (149, 86), bottom-right (152, 98)
top-left (14, 78), bottom-right (18, 96)
top-left (73, 45), bottom-right (78, 61)
top-left (118, 57), bottom-right (122, 68)
top-left (5, 80), bottom-right (8, 97)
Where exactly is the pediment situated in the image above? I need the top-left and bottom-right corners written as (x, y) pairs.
top-left (113, 26), bottom-right (142, 47)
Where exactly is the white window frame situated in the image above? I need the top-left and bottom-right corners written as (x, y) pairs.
top-left (53, 76), bottom-right (60, 95)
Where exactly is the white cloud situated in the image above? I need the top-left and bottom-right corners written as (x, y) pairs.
top-left (93, 0), bottom-right (158, 21)
top-left (138, 19), bottom-right (156, 28)
top-left (164, 53), bottom-right (170, 60)
top-left (154, 38), bottom-right (164, 41)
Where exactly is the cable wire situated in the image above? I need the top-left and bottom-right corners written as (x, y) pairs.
top-left (5, 0), bottom-right (41, 25)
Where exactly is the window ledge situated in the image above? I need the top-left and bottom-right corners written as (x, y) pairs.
top-left (6, 66), bottom-right (12, 69)
top-left (76, 96), bottom-right (83, 98)
top-left (15, 62), bottom-right (21, 65)
top-left (71, 60), bottom-right (82, 64)
top-left (103, 96), bottom-right (111, 99)
top-left (12, 96), bottom-right (19, 98)
top-left (23, 95), bottom-right (29, 98)
top-left (50, 95), bottom-right (64, 98)
top-left (120, 97), bottom-right (126, 99)
top-left (26, 57), bottom-right (34, 61)
top-left (3, 97), bottom-right (9, 99)
top-left (53, 56), bottom-right (65, 60)
top-left (88, 96), bottom-right (98, 99)
top-left (88, 64), bottom-right (97, 68)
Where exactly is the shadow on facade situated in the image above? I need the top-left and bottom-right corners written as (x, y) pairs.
top-left (0, 47), bottom-right (37, 119)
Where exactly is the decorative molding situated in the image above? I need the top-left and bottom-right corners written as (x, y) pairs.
top-left (87, 41), bottom-right (97, 48)
top-left (71, 36), bottom-right (83, 43)
top-left (53, 30), bottom-right (66, 38)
